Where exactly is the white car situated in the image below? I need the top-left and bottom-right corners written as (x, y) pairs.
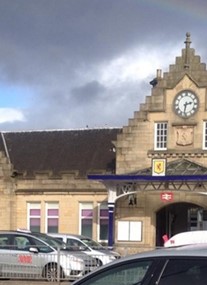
top-left (0, 231), bottom-right (95, 281)
top-left (164, 230), bottom-right (207, 247)
top-left (49, 233), bottom-right (120, 266)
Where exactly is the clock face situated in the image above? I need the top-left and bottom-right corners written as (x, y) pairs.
top-left (174, 90), bottom-right (199, 118)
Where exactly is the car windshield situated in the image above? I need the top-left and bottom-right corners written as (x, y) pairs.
top-left (32, 233), bottom-right (78, 251)
top-left (81, 238), bottom-right (105, 250)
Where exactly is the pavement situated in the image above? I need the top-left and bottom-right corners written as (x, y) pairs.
top-left (0, 280), bottom-right (71, 285)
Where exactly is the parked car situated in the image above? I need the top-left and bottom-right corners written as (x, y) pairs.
top-left (164, 230), bottom-right (207, 247)
top-left (30, 232), bottom-right (99, 272)
top-left (72, 244), bottom-right (207, 285)
top-left (49, 233), bottom-right (120, 266)
top-left (0, 230), bottom-right (97, 281)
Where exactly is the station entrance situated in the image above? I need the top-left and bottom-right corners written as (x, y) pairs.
top-left (156, 202), bottom-right (207, 246)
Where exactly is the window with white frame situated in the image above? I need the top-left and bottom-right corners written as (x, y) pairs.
top-left (98, 203), bottom-right (109, 241)
top-left (154, 122), bottom-right (167, 150)
top-left (80, 203), bottom-right (93, 238)
top-left (46, 202), bottom-right (59, 233)
top-left (203, 121), bottom-right (207, 149)
top-left (117, 221), bottom-right (142, 241)
top-left (27, 203), bottom-right (41, 232)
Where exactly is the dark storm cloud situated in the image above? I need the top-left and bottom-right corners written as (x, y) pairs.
top-left (71, 81), bottom-right (106, 104)
top-left (0, 0), bottom-right (206, 131)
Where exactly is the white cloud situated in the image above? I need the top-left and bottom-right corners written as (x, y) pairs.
top-left (98, 44), bottom-right (181, 87)
top-left (0, 108), bottom-right (25, 123)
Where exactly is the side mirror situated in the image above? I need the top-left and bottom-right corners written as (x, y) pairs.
top-left (29, 247), bottom-right (39, 254)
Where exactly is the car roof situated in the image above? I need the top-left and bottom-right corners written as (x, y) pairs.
top-left (49, 233), bottom-right (91, 239)
top-left (164, 230), bottom-right (207, 247)
top-left (129, 244), bottom-right (207, 259)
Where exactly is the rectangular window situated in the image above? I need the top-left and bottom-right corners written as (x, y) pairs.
top-left (98, 203), bottom-right (109, 241)
top-left (203, 121), bottom-right (207, 149)
top-left (154, 122), bottom-right (167, 150)
top-left (117, 221), bottom-right (142, 241)
top-left (27, 203), bottom-right (41, 232)
top-left (80, 203), bottom-right (93, 238)
top-left (46, 203), bottom-right (59, 233)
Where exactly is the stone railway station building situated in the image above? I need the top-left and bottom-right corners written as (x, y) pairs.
top-left (1, 33), bottom-right (207, 253)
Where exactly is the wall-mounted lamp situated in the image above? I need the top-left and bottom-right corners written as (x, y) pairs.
top-left (128, 194), bottom-right (137, 206)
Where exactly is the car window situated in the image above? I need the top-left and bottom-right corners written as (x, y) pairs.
top-left (81, 238), bottom-right (103, 250)
top-left (158, 258), bottom-right (207, 285)
top-left (0, 235), bottom-right (10, 249)
top-left (66, 238), bottom-right (86, 250)
top-left (75, 260), bottom-right (153, 285)
top-left (30, 237), bottom-right (54, 253)
top-left (14, 236), bottom-right (32, 251)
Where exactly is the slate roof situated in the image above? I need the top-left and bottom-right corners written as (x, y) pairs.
top-left (1, 128), bottom-right (121, 177)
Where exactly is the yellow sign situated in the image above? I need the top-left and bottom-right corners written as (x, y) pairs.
top-left (152, 159), bottom-right (166, 176)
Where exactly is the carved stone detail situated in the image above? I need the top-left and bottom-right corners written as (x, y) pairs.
top-left (176, 126), bottom-right (193, 146)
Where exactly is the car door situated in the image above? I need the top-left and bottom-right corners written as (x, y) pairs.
top-left (0, 234), bottom-right (14, 276)
top-left (8, 234), bottom-right (42, 278)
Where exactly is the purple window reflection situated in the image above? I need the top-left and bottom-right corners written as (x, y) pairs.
top-left (48, 218), bottom-right (58, 226)
top-left (82, 209), bottom-right (93, 217)
top-left (30, 209), bottom-right (40, 216)
top-left (48, 209), bottom-right (59, 216)
top-left (30, 218), bottom-right (40, 226)
top-left (100, 209), bottom-right (108, 217)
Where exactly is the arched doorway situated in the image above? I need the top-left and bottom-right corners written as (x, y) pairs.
top-left (156, 202), bottom-right (207, 246)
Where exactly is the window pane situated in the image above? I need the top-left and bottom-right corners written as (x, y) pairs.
top-left (82, 209), bottom-right (93, 217)
top-left (159, 259), bottom-right (207, 285)
top-left (81, 221), bottom-right (92, 238)
top-left (28, 203), bottom-right (41, 232)
top-left (100, 209), bottom-right (108, 217)
top-left (48, 218), bottom-right (58, 226)
top-left (48, 226), bottom-right (58, 233)
top-left (100, 224), bottom-right (108, 240)
top-left (155, 122), bottom-right (167, 150)
top-left (30, 224), bottom-right (40, 232)
top-left (82, 219), bottom-right (92, 225)
top-left (30, 218), bottom-right (40, 226)
top-left (48, 209), bottom-right (59, 216)
top-left (77, 260), bottom-right (153, 285)
top-left (30, 209), bottom-right (40, 215)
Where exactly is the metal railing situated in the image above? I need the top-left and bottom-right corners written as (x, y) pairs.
top-left (0, 245), bottom-right (121, 282)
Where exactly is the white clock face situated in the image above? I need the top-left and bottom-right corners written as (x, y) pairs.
top-left (174, 90), bottom-right (199, 118)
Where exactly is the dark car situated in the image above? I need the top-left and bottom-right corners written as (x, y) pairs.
top-left (72, 244), bottom-right (207, 285)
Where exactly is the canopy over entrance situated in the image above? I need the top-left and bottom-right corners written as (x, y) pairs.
top-left (88, 159), bottom-right (207, 200)
top-left (88, 159), bottom-right (207, 247)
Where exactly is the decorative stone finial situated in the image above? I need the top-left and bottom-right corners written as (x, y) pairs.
top-left (184, 32), bottom-right (191, 49)
top-left (184, 32), bottom-right (191, 69)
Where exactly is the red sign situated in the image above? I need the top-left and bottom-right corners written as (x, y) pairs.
top-left (18, 255), bottom-right (32, 264)
top-left (160, 192), bottom-right (173, 202)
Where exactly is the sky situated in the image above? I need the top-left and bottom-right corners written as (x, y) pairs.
top-left (0, 0), bottom-right (207, 131)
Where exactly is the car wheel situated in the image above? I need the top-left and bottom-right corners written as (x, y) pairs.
top-left (96, 259), bottom-right (103, 266)
top-left (43, 263), bottom-right (64, 282)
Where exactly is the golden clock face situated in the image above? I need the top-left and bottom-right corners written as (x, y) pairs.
top-left (174, 90), bottom-right (199, 118)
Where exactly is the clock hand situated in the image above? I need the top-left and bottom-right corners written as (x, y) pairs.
top-left (183, 101), bottom-right (192, 113)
